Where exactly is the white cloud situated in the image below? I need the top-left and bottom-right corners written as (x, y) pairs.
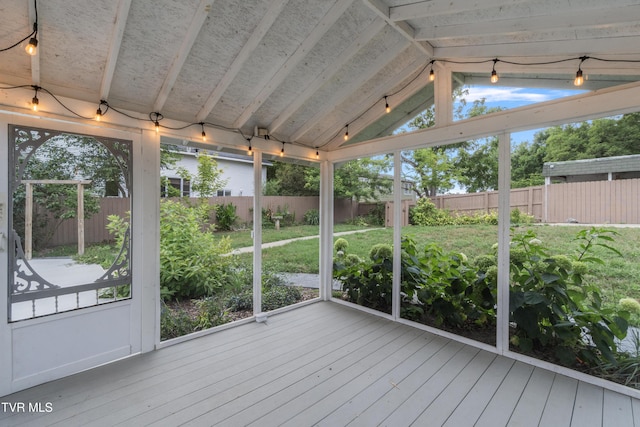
top-left (463, 87), bottom-right (555, 103)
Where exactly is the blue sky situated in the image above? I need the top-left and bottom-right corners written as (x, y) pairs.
top-left (458, 85), bottom-right (587, 145)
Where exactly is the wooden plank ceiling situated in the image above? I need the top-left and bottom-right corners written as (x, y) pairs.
top-left (1, 0), bottom-right (640, 152)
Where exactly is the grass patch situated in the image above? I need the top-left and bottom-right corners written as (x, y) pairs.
top-left (219, 223), bottom-right (376, 249)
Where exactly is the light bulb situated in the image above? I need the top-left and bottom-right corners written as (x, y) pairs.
top-left (248, 146), bottom-right (253, 155)
top-left (574, 69), bottom-right (584, 86)
top-left (280, 147), bottom-right (284, 157)
top-left (490, 70), bottom-right (499, 84)
top-left (344, 125), bottom-right (349, 141)
top-left (385, 96), bottom-right (390, 113)
top-left (31, 96), bottom-right (39, 112)
top-left (155, 121), bottom-right (160, 133)
top-left (201, 130), bottom-right (206, 142)
top-left (315, 149), bottom-right (319, 159)
top-left (25, 38), bottom-right (38, 56)
top-left (95, 108), bottom-right (102, 121)
top-left (429, 69), bottom-right (435, 82)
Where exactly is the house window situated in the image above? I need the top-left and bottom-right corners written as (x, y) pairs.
top-left (162, 177), bottom-right (190, 197)
top-left (217, 189), bottom-right (231, 196)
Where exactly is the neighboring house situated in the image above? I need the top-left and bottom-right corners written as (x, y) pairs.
top-left (161, 146), bottom-right (270, 197)
top-left (543, 154), bottom-right (640, 184)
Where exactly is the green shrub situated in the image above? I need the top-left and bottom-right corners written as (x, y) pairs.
top-left (160, 199), bottom-right (232, 299)
top-left (473, 254), bottom-right (496, 270)
top-left (620, 298), bottom-right (640, 317)
top-left (224, 292), bottom-right (253, 312)
top-left (511, 208), bottom-right (535, 225)
top-left (263, 285), bottom-right (302, 311)
top-left (364, 204), bottom-right (385, 226)
top-left (334, 238), bottom-right (349, 253)
top-left (216, 203), bottom-right (238, 231)
top-left (369, 243), bottom-right (392, 261)
top-left (303, 209), bottom-right (320, 225)
top-left (194, 297), bottom-right (231, 330)
top-left (160, 301), bottom-right (197, 340)
top-left (509, 227), bottom-right (628, 368)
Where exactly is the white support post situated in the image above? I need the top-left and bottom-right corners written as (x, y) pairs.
top-left (253, 150), bottom-right (263, 315)
top-left (434, 65), bottom-right (453, 127)
top-left (392, 152), bottom-right (402, 319)
top-left (0, 118), bottom-right (11, 397)
top-left (77, 182), bottom-right (85, 256)
top-left (136, 130), bottom-right (160, 352)
top-left (319, 160), bottom-right (334, 301)
top-left (496, 132), bottom-right (511, 354)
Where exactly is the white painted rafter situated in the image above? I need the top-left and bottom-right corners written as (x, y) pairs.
top-left (99, 0), bottom-right (132, 101)
top-left (434, 36), bottom-right (640, 59)
top-left (28, 0), bottom-right (40, 86)
top-left (269, 18), bottom-right (386, 135)
top-left (362, 0), bottom-right (433, 57)
top-left (153, 0), bottom-right (215, 113)
top-left (389, 0), bottom-right (530, 21)
top-left (290, 36), bottom-right (410, 142)
top-left (195, 0), bottom-right (288, 123)
top-left (414, 5), bottom-right (640, 41)
top-left (232, 0), bottom-right (354, 130)
top-left (321, 54), bottom-right (427, 149)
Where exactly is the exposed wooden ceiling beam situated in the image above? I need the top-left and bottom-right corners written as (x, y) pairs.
top-left (196, 0), bottom-right (288, 123)
top-left (28, 0), bottom-right (39, 86)
top-left (434, 36), bottom-right (640, 59)
top-left (232, 0), bottom-right (354, 130)
top-left (153, 0), bottom-right (215, 113)
top-left (99, 0), bottom-right (132, 101)
top-left (414, 5), bottom-right (640, 41)
top-left (362, 0), bottom-right (433, 57)
top-left (269, 18), bottom-right (386, 135)
top-left (289, 36), bottom-right (410, 142)
top-left (321, 55), bottom-right (427, 149)
top-left (389, 0), bottom-right (530, 21)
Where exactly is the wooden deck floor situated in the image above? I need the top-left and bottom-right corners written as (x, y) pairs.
top-left (2, 301), bottom-right (640, 426)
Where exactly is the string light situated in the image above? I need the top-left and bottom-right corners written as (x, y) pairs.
top-left (247, 139), bottom-right (253, 155)
top-left (31, 86), bottom-right (39, 111)
top-left (344, 124), bottom-right (349, 141)
top-left (428, 60), bottom-right (435, 82)
top-left (280, 142), bottom-right (285, 157)
top-left (149, 112), bottom-right (163, 133)
top-left (574, 56), bottom-right (588, 86)
top-left (384, 96), bottom-right (390, 113)
top-left (200, 122), bottom-right (206, 141)
top-left (25, 36), bottom-right (38, 56)
top-left (490, 59), bottom-right (499, 84)
top-left (315, 148), bottom-right (319, 159)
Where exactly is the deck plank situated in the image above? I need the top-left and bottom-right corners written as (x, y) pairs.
top-left (474, 361), bottom-right (534, 427)
top-left (571, 381), bottom-right (604, 427)
top-left (507, 367), bottom-right (555, 427)
top-left (2, 301), bottom-right (640, 427)
top-left (442, 355), bottom-right (514, 427)
top-left (602, 389), bottom-right (635, 427)
top-left (539, 374), bottom-right (579, 426)
top-left (74, 306), bottom-right (390, 426)
top-left (345, 340), bottom-right (466, 427)
top-left (410, 350), bottom-right (497, 426)
top-left (375, 345), bottom-right (481, 426)
top-left (315, 335), bottom-right (451, 426)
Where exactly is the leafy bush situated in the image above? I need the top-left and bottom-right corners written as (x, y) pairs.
top-left (160, 199), bottom-right (232, 299)
top-left (194, 297), bottom-right (231, 330)
top-left (263, 285), bottom-right (302, 311)
top-left (409, 197), bottom-right (499, 226)
top-left (369, 243), bottom-right (392, 261)
top-left (364, 203), bottom-right (385, 226)
top-left (160, 301), bottom-right (197, 340)
top-left (510, 208), bottom-right (535, 225)
top-left (334, 238), bottom-right (349, 253)
top-left (508, 227), bottom-right (629, 368)
top-left (303, 209), bottom-right (320, 225)
top-left (216, 203), bottom-right (238, 231)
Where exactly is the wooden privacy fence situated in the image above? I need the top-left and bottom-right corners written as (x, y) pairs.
top-left (43, 179), bottom-right (640, 247)
top-left (47, 196), bottom-right (356, 247)
top-left (546, 178), bottom-right (640, 224)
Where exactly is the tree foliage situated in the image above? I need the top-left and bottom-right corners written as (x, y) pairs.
top-left (511, 112), bottom-right (640, 187)
top-left (265, 157), bottom-right (392, 201)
